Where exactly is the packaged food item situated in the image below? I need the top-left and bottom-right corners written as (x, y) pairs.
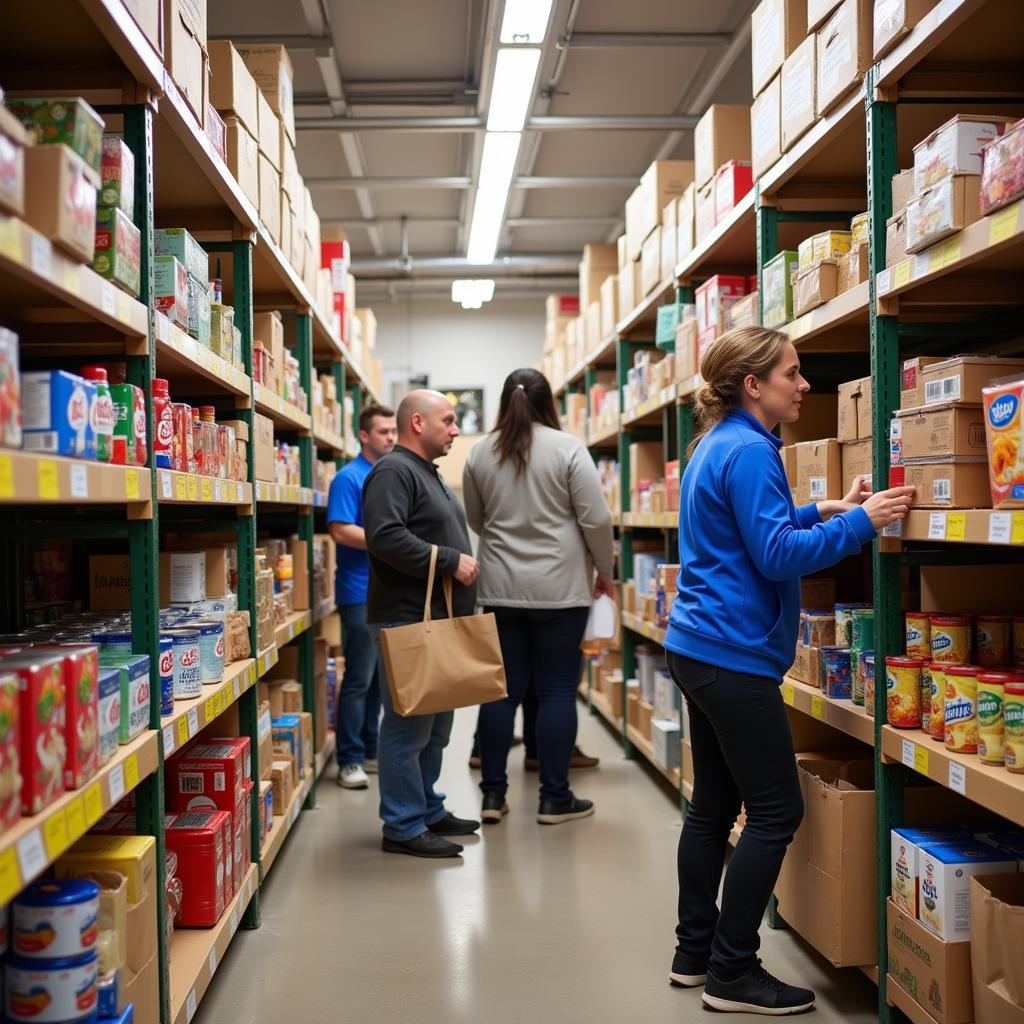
top-left (5, 951), bottom-right (98, 1022)
top-left (91, 207), bottom-right (141, 297)
top-left (849, 211), bottom-right (869, 248)
top-left (835, 603), bottom-right (870, 646)
top-left (54, 834), bottom-right (156, 904)
top-left (98, 135), bottom-right (134, 218)
top-left (154, 255), bottom-right (189, 331)
top-left (12, 879), bottom-right (100, 959)
top-left (157, 636), bottom-right (173, 717)
top-left (982, 377), bottom-right (1024, 509)
top-left (193, 620), bottom-right (224, 685)
top-left (171, 402), bottom-right (193, 474)
top-left (714, 160), bottom-right (753, 222)
top-left (34, 645), bottom-right (98, 791)
top-left (153, 228), bottom-right (208, 283)
top-left (852, 608), bottom-right (874, 650)
top-left (975, 614), bottom-right (1010, 667)
top-left (167, 737), bottom-right (249, 814)
top-left (7, 97), bottom-right (104, 179)
top-left (23, 144), bottom-right (98, 262)
top-left (1005, 679), bottom-right (1024, 773)
top-left (905, 612), bottom-right (931, 660)
top-left (905, 173), bottom-right (981, 253)
top-left (820, 646), bottom-right (852, 698)
top-left (980, 116), bottom-right (1024, 214)
top-left (977, 670), bottom-right (1014, 766)
top-left (886, 656), bottom-right (922, 728)
top-left (800, 611), bottom-right (835, 647)
top-left (96, 653), bottom-right (149, 743)
top-left (929, 614), bottom-right (971, 664)
top-left (163, 811), bottom-right (231, 927)
top-left (151, 378), bottom-right (173, 469)
top-left (21, 370), bottom-right (93, 458)
top-left (96, 667), bottom-right (119, 766)
top-left (1015, 615), bottom-right (1024, 666)
top-left (272, 714), bottom-right (303, 779)
top-left (109, 382), bottom-right (146, 467)
top-left (913, 114), bottom-right (1010, 193)
top-left (927, 663), bottom-right (946, 741)
top-left (0, 103), bottom-right (27, 217)
top-left (944, 665), bottom-right (979, 753)
top-left (80, 366), bottom-right (113, 464)
top-left (862, 651), bottom-right (875, 714)
top-left (797, 229), bottom-right (851, 270)
top-left (0, 672), bottom-right (21, 831)
top-left (761, 250), bottom-right (798, 327)
top-left (891, 826), bottom-right (969, 917)
top-left (163, 628), bottom-right (201, 700)
top-left (186, 273), bottom-right (212, 347)
top-left (0, 326), bottom-right (22, 450)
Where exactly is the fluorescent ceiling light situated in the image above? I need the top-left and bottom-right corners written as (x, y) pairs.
top-left (466, 131), bottom-right (522, 264)
top-left (487, 48), bottom-right (541, 131)
top-left (500, 0), bottom-right (554, 43)
top-left (452, 279), bottom-right (496, 309)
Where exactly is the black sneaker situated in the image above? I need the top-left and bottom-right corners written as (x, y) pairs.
top-left (669, 950), bottom-right (707, 987)
top-left (702, 963), bottom-right (815, 1015)
top-left (537, 796), bottom-right (594, 825)
top-left (382, 832), bottom-right (463, 858)
top-left (427, 812), bottom-right (480, 836)
top-left (481, 792), bottom-right (509, 824)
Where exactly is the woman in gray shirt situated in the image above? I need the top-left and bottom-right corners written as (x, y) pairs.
top-left (463, 368), bottom-right (615, 825)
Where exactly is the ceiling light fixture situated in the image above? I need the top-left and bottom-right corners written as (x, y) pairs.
top-left (500, 0), bottom-right (554, 44)
top-left (487, 48), bottom-right (542, 131)
top-left (452, 279), bottom-right (496, 309)
top-left (466, 131), bottom-right (522, 264)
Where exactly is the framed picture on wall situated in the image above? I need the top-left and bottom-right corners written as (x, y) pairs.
top-left (439, 388), bottom-right (485, 435)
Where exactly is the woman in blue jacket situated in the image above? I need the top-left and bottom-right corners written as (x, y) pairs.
top-left (665, 326), bottom-right (913, 1016)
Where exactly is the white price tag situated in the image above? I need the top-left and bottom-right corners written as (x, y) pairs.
top-left (232, 677), bottom-right (241, 700)
top-left (30, 234), bottom-right (51, 278)
top-left (949, 762), bottom-right (967, 795)
top-left (230, 907), bottom-right (238, 933)
top-left (108, 763), bottom-right (126, 804)
top-left (163, 725), bottom-right (175, 755)
top-left (101, 282), bottom-right (116, 317)
top-left (912, 253), bottom-right (929, 278)
top-left (16, 830), bottom-right (47, 881)
top-left (928, 512), bottom-right (947, 540)
top-left (208, 947), bottom-right (218, 975)
top-left (882, 520), bottom-right (903, 538)
top-left (902, 739), bottom-right (915, 768)
top-left (186, 989), bottom-right (197, 1022)
top-left (215, 480), bottom-right (223, 501)
top-left (188, 707), bottom-right (199, 735)
top-left (877, 269), bottom-right (892, 294)
top-left (161, 472), bottom-right (172, 499)
top-left (989, 512), bottom-right (1011, 544)
top-left (70, 463), bottom-right (88, 499)
top-left (889, 418), bottom-right (903, 440)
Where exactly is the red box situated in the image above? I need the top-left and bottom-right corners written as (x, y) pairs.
top-left (1, 652), bottom-right (66, 815)
top-left (34, 644), bottom-right (99, 790)
top-left (697, 327), bottom-right (719, 362)
top-left (164, 811), bottom-right (232, 927)
top-left (665, 460), bottom-right (681, 512)
top-left (695, 274), bottom-right (750, 334)
top-left (714, 161), bottom-right (754, 223)
top-left (167, 738), bottom-right (250, 815)
top-left (0, 673), bottom-right (20, 832)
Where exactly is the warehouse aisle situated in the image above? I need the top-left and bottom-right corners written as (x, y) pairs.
top-left (197, 708), bottom-right (879, 1024)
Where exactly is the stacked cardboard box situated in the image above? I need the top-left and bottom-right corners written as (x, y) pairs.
top-left (694, 106), bottom-right (751, 245)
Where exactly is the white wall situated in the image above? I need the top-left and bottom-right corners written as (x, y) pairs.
top-left (371, 296), bottom-right (545, 432)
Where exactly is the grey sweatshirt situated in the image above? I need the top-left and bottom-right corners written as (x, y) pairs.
top-left (462, 425), bottom-right (615, 608)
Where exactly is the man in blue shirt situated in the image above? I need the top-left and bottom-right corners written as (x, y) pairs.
top-left (328, 403), bottom-right (397, 789)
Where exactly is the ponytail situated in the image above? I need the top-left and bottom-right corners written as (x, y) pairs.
top-left (493, 368), bottom-right (561, 475)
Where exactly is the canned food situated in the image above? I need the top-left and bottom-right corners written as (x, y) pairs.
top-left (976, 615), bottom-right (1010, 668)
top-left (5, 952), bottom-right (97, 1023)
top-left (12, 880), bottom-right (99, 959)
top-left (905, 612), bottom-right (931, 660)
top-left (164, 628), bottom-right (201, 699)
top-left (1005, 680), bottom-right (1024, 774)
top-left (944, 665), bottom-right (980, 753)
top-left (90, 631), bottom-right (132, 657)
top-left (852, 649), bottom-right (866, 706)
top-left (852, 608), bottom-right (875, 651)
top-left (928, 664), bottom-right (947, 741)
top-left (863, 652), bottom-right (875, 716)
top-left (977, 671), bottom-right (1012, 766)
top-left (193, 620), bottom-right (225, 685)
top-left (930, 615), bottom-right (972, 665)
top-left (834, 604), bottom-right (870, 646)
top-left (921, 663), bottom-right (938, 735)
top-left (1013, 615), bottom-right (1024, 667)
top-left (886, 657), bottom-right (923, 728)
top-left (820, 646), bottom-right (852, 699)
top-left (157, 635), bottom-right (174, 716)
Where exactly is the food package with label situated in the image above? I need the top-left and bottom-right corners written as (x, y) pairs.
top-left (0, 672), bottom-right (21, 832)
top-left (913, 115), bottom-right (1011, 193)
top-left (154, 255), bottom-right (188, 331)
top-left (21, 370), bottom-right (94, 458)
top-left (91, 207), bottom-right (141, 297)
top-left (167, 737), bottom-right (249, 815)
top-left (0, 103), bottom-right (28, 217)
top-left (906, 174), bottom-right (981, 253)
top-left (979, 116), bottom-right (1024, 215)
top-left (186, 273), bottom-right (212, 348)
top-left (0, 326), bottom-right (21, 450)
top-left (983, 377), bottom-right (1024, 509)
top-left (23, 144), bottom-right (98, 263)
top-left (153, 228), bottom-right (208, 283)
top-left (96, 667), bottom-right (120, 766)
top-left (7, 97), bottom-right (104, 180)
top-left (797, 229), bottom-right (852, 271)
top-left (163, 811), bottom-right (232, 927)
top-left (794, 261), bottom-right (840, 317)
top-left (99, 135), bottom-right (134, 218)
top-left (97, 653), bottom-right (150, 744)
top-left (762, 250), bottom-right (798, 327)
top-left (714, 161), bottom-right (754, 223)
top-left (33, 645), bottom-right (99, 791)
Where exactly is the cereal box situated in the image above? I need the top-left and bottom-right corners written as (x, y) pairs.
top-left (35, 645), bottom-right (99, 791)
top-left (91, 207), bottom-right (141, 298)
top-left (0, 673), bottom-right (21, 832)
top-left (982, 377), bottom-right (1024, 508)
top-left (0, 326), bottom-right (22, 450)
top-left (98, 135), bottom-right (134, 218)
top-left (21, 370), bottom-right (94, 458)
top-left (890, 827), bottom-right (968, 917)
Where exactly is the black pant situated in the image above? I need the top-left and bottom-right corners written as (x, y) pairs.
top-left (666, 651), bottom-right (803, 982)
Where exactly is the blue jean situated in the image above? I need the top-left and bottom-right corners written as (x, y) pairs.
top-left (372, 624), bottom-right (454, 842)
top-left (336, 603), bottom-right (381, 768)
top-left (478, 606), bottom-right (589, 803)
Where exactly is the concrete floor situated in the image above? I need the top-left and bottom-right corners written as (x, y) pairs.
top-left (196, 706), bottom-right (880, 1024)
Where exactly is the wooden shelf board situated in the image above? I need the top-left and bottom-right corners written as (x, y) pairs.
top-left (261, 767), bottom-right (314, 877)
top-left (782, 676), bottom-right (876, 747)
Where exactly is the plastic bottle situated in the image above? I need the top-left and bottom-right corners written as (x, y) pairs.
top-left (81, 366), bottom-right (114, 463)
top-left (152, 378), bottom-right (174, 469)
top-left (191, 406), bottom-right (203, 475)
top-left (200, 406), bottom-right (217, 477)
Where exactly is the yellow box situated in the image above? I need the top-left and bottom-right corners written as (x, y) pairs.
top-left (56, 834), bottom-right (157, 904)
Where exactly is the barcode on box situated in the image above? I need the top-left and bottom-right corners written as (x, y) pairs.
top-left (933, 479), bottom-right (951, 503)
top-left (809, 477), bottom-right (826, 499)
top-left (925, 376), bottom-right (960, 404)
top-left (180, 773), bottom-right (205, 794)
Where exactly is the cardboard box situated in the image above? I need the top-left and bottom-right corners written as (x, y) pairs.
top-left (641, 227), bottom-right (662, 296)
top-left (121, 0), bottom-right (163, 57)
top-left (780, 393), bottom-right (840, 445)
top-left (255, 89), bottom-right (280, 171)
top-left (618, 257), bottom-right (636, 320)
top-left (258, 152), bottom-right (281, 244)
top-left (897, 403), bottom-right (986, 459)
top-left (89, 554), bottom-right (131, 611)
top-left (578, 243), bottom-right (617, 310)
top-left (0, 106), bottom-right (27, 218)
top-left (23, 145), bottom-right (97, 263)
top-left (695, 179), bottom-right (716, 242)
top-left (599, 275), bottom-right (618, 340)
top-left (629, 442), bottom-right (664, 489)
top-left (838, 376), bottom-right (872, 441)
top-left (887, 900), bottom-right (973, 1024)
top-left (901, 356), bottom-right (945, 409)
top-left (807, 0), bottom-right (843, 30)
top-left (892, 167), bottom-right (915, 213)
top-left (624, 185), bottom-right (645, 262)
top-left (906, 174), bottom-right (981, 253)
top-left (290, 537), bottom-right (310, 611)
top-left (914, 115), bottom-right (1012, 193)
top-left (253, 412), bottom-right (275, 482)
top-left (751, 0), bottom-right (808, 95)
top-left (236, 43), bottom-right (295, 145)
top-left (794, 438), bottom-right (842, 503)
top-left (751, 74), bottom-right (782, 178)
top-left (782, 444), bottom-right (799, 488)
top-left (838, 244), bottom-right (868, 293)
top-left (816, 0), bottom-right (872, 115)
top-left (790, 643), bottom-right (813, 684)
top-left (900, 458), bottom-right (990, 509)
top-left (673, 183), bottom-right (695, 264)
top-left (874, 0), bottom-right (938, 61)
top-left (661, 197), bottom-right (679, 279)
top-left (224, 117), bottom-right (259, 209)
top-left (208, 40), bottom-right (259, 137)
top-left (970, 873), bottom-right (1024, 1024)
top-left (781, 34), bottom-right (817, 151)
top-left (794, 261), bottom-right (839, 316)
top-left (920, 355), bottom-right (1024, 407)
top-left (694, 105), bottom-right (751, 189)
top-left (638, 160), bottom-right (694, 243)
top-left (886, 210), bottom-right (907, 266)
top-left (122, 952), bottom-right (159, 1024)
top-left (841, 438), bottom-right (873, 493)
top-left (164, 0), bottom-right (207, 126)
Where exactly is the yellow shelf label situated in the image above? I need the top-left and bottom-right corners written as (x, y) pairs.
top-left (893, 261), bottom-right (911, 289)
top-left (62, 262), bottom-right (80, 297)
top-left (1012, 513), bottom-right (1024, 545)
top-left (989, 202), bottom-right (1021, 246)
top-left (124, 754), bottom-right (139, 792)
top-left (124, 468), bottom-right (140, 500)
top-left (811, 696), bottom-right (825, 720)
top-left (178, 714), bottom-right (191, 747)
top-left (186, 476), bottom-right (198, 501)
top-left (65, 798), bottom-right (87, 842)
top-left (175, 475), bottom-right (186, 500)
top-left (914, 745), bottom-right (929, 776)
top-left (0, 454), bottom-right (13, 498)
top-left (930, 236), bottom-right (961, 270)
top-left (205, 694), bottom-right (220, 721)
top-left (0, 847), bottom-right (21, 906)
top-left (83, 783), bottom-right (103, 827)
top-left (37, 459), bottom-right (59, 500)
top-left (247, 664), bottom-right (257, 685)
top-left (946, 512), bottom-right (967, 542)
top-left (0, 218), bottom-right (22, 262)
top-left (43, 811), bottom-right (70, 859)
top-left (200, 478), bottom-right (213, 502)
top-left (783, 683), bottom-right (795, 707)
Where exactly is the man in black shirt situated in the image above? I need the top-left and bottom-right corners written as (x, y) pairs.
top-left (363, 389), bottom-right (481, 858)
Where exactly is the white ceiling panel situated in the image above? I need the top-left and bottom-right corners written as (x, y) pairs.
top-left (528, 129), bottom-right (665, 176)
top-left (296, 133), bottom-right (352, 177)
top-left (304, 190), bottom-right (365, 221)
top-left (507, 225), bottom-right (613, 253)
top-left (356, 132), bottom-right (466, 176)
top-left (380, 224), bottom-right (459, 254)
top-left (519, 186), bottom-right (634, 219)
top-left (574, 0), bottom-right (752, 33)
top-left (369, 190), bottom-right (464, 219)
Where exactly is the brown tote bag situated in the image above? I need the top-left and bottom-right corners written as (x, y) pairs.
top-left (380, 545), bottom-right (508, 716)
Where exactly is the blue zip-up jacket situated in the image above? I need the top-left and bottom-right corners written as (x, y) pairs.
top-left (665, 410), bottom-right (877, 680)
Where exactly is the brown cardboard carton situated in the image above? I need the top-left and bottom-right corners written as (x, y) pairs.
top-left (208, 40), bottom-right (259, 137)
top-left (816, 0), bottom-right (872, 115)
top-left (255, 89), bottom-right (280, 171)
top-left (751, 0), bottom-right (808, 95)
top-left (782, 444), bottom-right (799, 488)
top-left (164, 0), bottom-right (208, 126)
top-left (253, 412), bottom-right (275, 482)
top-left (892, 168), bottom-right (915, 213)
top-left (902, 458), bottom-right (990, 509)
top-left (618, 263), bottom-right (636, 327)
top-left (781, 34), bottom-right (816, 151)
top-left (906, 174), bottom-right (982, 253)
top-left (258, 152), bottom-right (281, 244)
top-left (875, 0), bottom-right (938, 60)
top-left (290, 537), bottom-right (310, 610)
top-left (841, 438), bottom-right (873, 493)
top-left (887, 899), bottom-right (973, 1024)
top-left (794, 438), bottom-right (842, 503)
top-left (641, 227), bottom-right (662, 296)
top-left (629, 442), bottom-right (665, 490)
top-left (920, 355), bottom-right (1024, 407)
top-left (858, 379), bottom-right (874, 439)
top-left (23, 145), bottom-right (97, 263)
top-left (794, 261), bottom-right (840, 317)
top-left (838, 377), bottom-right (863, 442)
top-left (121, 0), bottom-right (163, 57)
top-left (126, 887), bottom-right (156, 973)
top-left (901, 356), bottom-right (945, 409)
top-left (838, 244), bottom-right (868, 293)
top-left (791, 643), bottom-right (813, 684)
top-left (624, 184), bottom-right (645, 262)
top-left (638, 160), bottom-right (694, 242)
top-left (280, 681), bottom-right (302, 714)
top-left (271, 759), bottom-right (293, 813)
top-left (677, 183), bottom-right (696, 262)
top-left (780, 393), bottom-right (839, 445)
top-left (897, 403), bottom-right (986, 459)
top-left (807, 0), bottom-right (842, 30)
top-left (122, 953), bottom-right (159, 1024)
top-left (89, 554), bottom-right (131, 612)
top-left (585, 301), bottom-right (601, 351)
top-left (578, 243), bottom-right (617, 310)
top-left (675, 319), bottom-right (699, 381)
top-left (299, 711), bottom-right (314, 772)
top-left (661, 198), bottom-right (679, 279)
top-left (751, 73), bottom-right (782, 179)
top-left (970, 873), bottom-right (1024, 1024)
top-left (0, 107), bottom-right (26, 218)
top-left (694, 105), bottom-right (751, 189)
top-left (695, 179), bottom-right (716, 243)
top-left (235, 43), bottom-right (295, 144)
top-left (886, 210), bottom-right (908, 266)
top-left (599, 275), bottom-right (618, 339)
top-left (224, 117), bottom-right (259, 209)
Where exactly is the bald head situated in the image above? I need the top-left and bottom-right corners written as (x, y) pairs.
top-left (396, 389), bottom-right (460, 461)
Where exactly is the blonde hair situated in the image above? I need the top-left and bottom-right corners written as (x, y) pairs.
top-left (688, 326), bottom-right (791, 457)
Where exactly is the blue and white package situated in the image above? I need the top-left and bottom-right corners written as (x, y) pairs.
top-left (21, 370), bottom-right (95, 458)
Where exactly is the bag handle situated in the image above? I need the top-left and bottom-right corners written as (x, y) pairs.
top-left (423, 544), bottom-right (439, 629)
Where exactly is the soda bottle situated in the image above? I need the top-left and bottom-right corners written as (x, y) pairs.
top-left (152, 378), bottom-right (174, 469)
top-left (81, 365), bottom-right (114, 462)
